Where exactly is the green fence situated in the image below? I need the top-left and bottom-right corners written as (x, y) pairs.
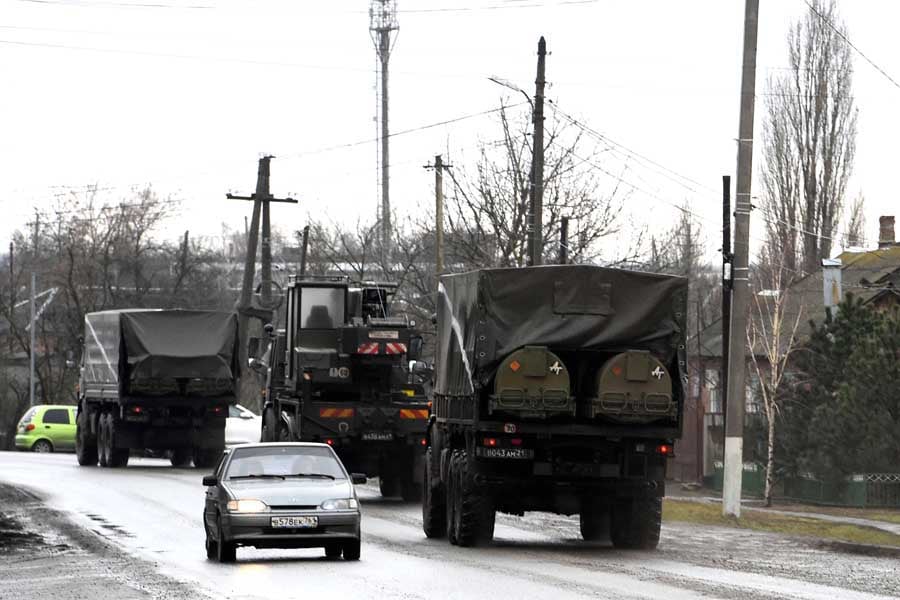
top-left (708, 465), bottom-right (900, 508)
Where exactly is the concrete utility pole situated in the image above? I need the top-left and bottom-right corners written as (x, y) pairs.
top-left (227, 156), bottom-right (297, 368)
top-left (370, 0), bottom-right (399, 250)
top-left (721, 175), bottom-right (732, 433)
top-left (723, 0), bottom-right (759, 519)
top-left (8, 242), bottom-right (14, 353)
top-left (528, 36), bottom-right (547, 266)
top-left (425, 155), bottom-right (451, 277)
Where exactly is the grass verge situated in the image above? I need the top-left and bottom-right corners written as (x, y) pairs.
top-left (769, 503), bottom-right (900, 526)
top-left (663, 499), bottom-right (900, 548)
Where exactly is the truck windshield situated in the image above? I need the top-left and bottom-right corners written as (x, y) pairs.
top-left (300, 287), bottom-right (345, 328)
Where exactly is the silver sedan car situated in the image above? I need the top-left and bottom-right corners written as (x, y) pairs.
top-left (203, 442), bottom-right (366, 563)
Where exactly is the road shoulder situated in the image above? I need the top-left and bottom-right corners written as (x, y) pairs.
top-left (0, 482), bottom-right (212, 600)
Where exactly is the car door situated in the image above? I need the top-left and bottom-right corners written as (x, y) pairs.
top-left (41, 408), bottom-right (75, 450)
top-left (204, 451), bottom-right (229, 533)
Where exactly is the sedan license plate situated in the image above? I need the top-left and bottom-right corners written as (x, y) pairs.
top-left (481, 447), bottom-right (534, 459)
top-left (362, 431), bottom-right (394, 441)
top-left (271, 516), bottom-right (318, 529)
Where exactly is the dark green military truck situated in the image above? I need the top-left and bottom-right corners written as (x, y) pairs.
top-left (422, 265), bottom-right (687, 548)
top-left (75, 309), bottom-right (240, 469)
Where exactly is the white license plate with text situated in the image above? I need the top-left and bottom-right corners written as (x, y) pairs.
top-left (271, 516), bottom-right (318, 529)
top-left (480, 447), bottom-right (534, 459)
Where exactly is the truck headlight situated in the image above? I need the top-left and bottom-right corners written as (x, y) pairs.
top-left (226, 499), bottom-right (269, 513)
top-left (319, 498), bottom-right (358, 511)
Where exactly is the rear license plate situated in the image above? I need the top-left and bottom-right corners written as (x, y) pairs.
top-left (480, 447), bottom-right (534, 459)
top-left (271, 516), bottom-right (318, 529)
top-left (362, 431), bottom-right (394, 441)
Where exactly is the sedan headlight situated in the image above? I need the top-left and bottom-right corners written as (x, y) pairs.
top-left (226, 499), bottom-right (269, 513)
top-left (319, 498), bottom-right (359, 511)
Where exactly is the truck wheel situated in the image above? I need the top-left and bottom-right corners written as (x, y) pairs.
top-left (261, 408), bottom-right (276, 442)
top-left (446, 450), bottom-right (460, 545)
top-left (379, 476), bottom-right (400, 498)
top-left (107, 414), bottom-right (129, 468)
top-left (193, 447), bottom-right (220, 469)
top-left (170, 449), bottom-right (192, 468)
top-left (422, 448), bottom-right (446, 538)
top-left (579, 497), bottom-right (610, 541)
top-left (610, 497), bottom-right (662, 550)
top-left (455, 450), bottom-right (495, 547)
top-left (75, 409), bottom-right (98, 466)
top-left (98, 413), bottom-right (110, 467)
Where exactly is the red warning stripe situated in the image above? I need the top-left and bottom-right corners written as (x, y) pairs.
top-left (385, 342), bottom-right (407, 355)
top-left (399, 408), bottom-right (429, 420)
top-left (319, 408), bottom-right (355, 418)
top-left (356, 342), bottom-right (380, 354)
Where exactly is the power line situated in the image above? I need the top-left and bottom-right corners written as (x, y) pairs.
top-left (13, 0), bottom-right (211, 8)
top-left (802, 0), bottom-right (900, 92)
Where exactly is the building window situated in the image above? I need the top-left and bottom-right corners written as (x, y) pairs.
top-left (746, 372), bottom-right (762, 414)
top-left (705, 368), bottom-right (722, 414)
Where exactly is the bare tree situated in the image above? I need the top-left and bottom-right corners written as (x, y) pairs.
top-left (842, 193), bottom-right (866, 248)
top-left (443, 104), bottom-right (626, 269)
top-left (746, 264), bottom-right (803, 506)
top-left (760, 0), bottom-right (857, 275)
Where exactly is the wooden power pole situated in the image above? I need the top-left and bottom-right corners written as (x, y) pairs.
top-left (528, 36), bottom-right (547, 266)
top-left (723, 0), bottom-right (759, 519)
top-left (227, 156), bottom-right (297, 369)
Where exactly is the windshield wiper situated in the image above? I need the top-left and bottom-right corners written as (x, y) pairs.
top-left (288, 473), bottom-right (336, 480)
top-left (229, 474), bottom-right (285, 480)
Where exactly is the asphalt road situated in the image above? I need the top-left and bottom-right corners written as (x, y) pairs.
top-left (1, 451), bottom-right (898, 600)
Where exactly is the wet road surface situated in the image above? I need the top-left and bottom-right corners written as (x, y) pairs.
top-left (1, 452), bottom-right (897, 600)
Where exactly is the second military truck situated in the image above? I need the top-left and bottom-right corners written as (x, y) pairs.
top-left (256, 277), bottom-right (428, 500)
top-left (422, 265), bottom-right (687, 548)
top-left (76, 309), bottom-right (240, 469)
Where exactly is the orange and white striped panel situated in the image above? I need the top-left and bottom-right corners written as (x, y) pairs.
top-left (356, 342), bottom-right (380, 354)
top-left (319, 407), bottom-right (355, 418)
top-left (385, 342), bottom-right (407, 355)
top-left (399, 408), bottom-right (429, 420)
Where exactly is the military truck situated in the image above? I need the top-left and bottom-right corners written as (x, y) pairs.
top-left (422, 265), bottom-right (687, 548)
top-left (75, 309), bottom-right (240, 469)
top-left (256, 277), bottom-right (428, 500)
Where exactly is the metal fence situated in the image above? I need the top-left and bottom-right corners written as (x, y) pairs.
top-left (707, 465), bottom-right (900, 508)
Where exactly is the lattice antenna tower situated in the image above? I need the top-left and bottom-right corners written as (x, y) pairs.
top-left (370, 0), bottom-right (399, 251)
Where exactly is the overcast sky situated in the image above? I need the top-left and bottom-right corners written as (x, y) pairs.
top-left (2, 0), bottom-right (897, 261)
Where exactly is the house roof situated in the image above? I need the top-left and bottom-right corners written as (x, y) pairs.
top-left (693, 246), bottom-right (900, 359)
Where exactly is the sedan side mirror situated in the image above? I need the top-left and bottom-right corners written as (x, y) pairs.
top-left (202, 475), bottom-right (217, 487)
top-left (351, 473), bottom-right (367, 485)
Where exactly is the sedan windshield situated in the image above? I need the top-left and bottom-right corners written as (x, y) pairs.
top-left (226, 446), bottom-right (346, 480)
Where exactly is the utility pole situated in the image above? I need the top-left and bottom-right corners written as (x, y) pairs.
top-left (370, 0), bottom-right (399, 250)
top-left (8, 242), bottom-right (13, 353)
top-left (528, 36), bottom-right (547, 267)
top-left (559, 216), bottom-right (569, 264)
top-left (227, 156), bottom-right (297, 369)
top-left (723, 0), bottom-right (759, 519)
top-left (29, 272), bottom-right (36, 407)
top-left (298, 225), bottom-right (310, 277)
top-left (721, 175), bottom-right (732, 434)
top-left (425, 155), bottom-right (452, 278)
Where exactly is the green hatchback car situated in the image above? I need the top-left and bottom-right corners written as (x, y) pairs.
top-left (15, 405), bottom-right (77, 453)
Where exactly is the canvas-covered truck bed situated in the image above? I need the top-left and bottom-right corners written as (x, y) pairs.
top-left (77, 309), bottom-right (240, 469)
top-left (423, 265), bottom-right (688, 549)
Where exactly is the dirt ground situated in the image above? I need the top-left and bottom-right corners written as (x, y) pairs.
top-left (0, 484), bottom-right (209, 600)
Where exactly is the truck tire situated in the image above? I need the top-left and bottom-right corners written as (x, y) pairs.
top-left (454, 450), bottom-right (495, 547)
top-left (446, 450), bottom-right (460, 544)
top-left (107, 414), bottom-right (129, 468)
top-left (422, 447), bottom-right (446, 538)
top-left (379, 476), bottom-right (400, 498)
top-left (579, 497), bottom-right (610, 541)
top-left (261, 408), bottom-right (276, 443)
top-left (193, 447), bottom-right (220, 469)
top-left (610, 497), bottom-right (662, 550)
top-left (76, 410), bottom-right (98, 466)
top-left (170, 448), bottom-right (192, 468)
top-left (98, 413), bottom-right (110, 467)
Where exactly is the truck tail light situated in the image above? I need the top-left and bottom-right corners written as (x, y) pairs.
top-left (510, 438), bottom-right (523, 447)
top-left (656, 443), bottom-right (673, 456)
top-left (325, 438), bottom-right (335, 446)
top-left (131, 406), bottom-right (143, 415)
top-left (420, 438), bottom-right (427, 446)
top-left (483, 437), bottom-right (497, 447)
